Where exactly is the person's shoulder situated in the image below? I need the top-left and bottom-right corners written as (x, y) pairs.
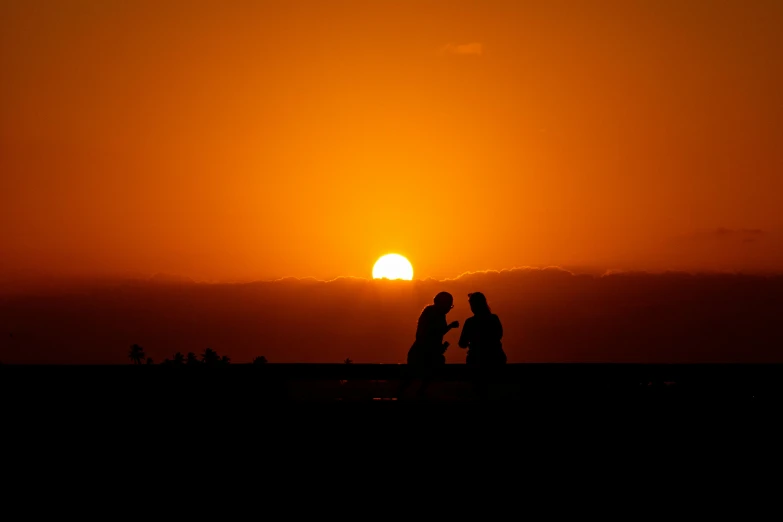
top-left (419, 305), bottom-right (436, 317)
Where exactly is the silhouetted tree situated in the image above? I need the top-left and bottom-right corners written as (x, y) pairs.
top-left (253, 356), bottom-right (268, 365)
top-left (201, 348), bottom-right (219, 365)
top-left (146, 357), bottom-right (154, 365)
top-left (186, 352), bottom-right (200, 365)
top-left (220, 355), bottom-right (230, 365)
top-left (129, 344), bottom-right (145, 365)
top-left (172, 352), bottom-right (185, 366)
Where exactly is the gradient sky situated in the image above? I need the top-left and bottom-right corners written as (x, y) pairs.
top-left (2, 0), bottom-right (782, 282)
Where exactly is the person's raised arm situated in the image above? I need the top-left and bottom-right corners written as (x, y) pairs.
top-left (418, 309), bottom-right (456, 341)
top-left (440, 313), bottom-right (458, 336)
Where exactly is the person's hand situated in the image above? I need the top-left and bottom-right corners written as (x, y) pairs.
top-left (449, 321), bottom-right (459, 329)
top-left (442, 341), bottom-right (450, 352)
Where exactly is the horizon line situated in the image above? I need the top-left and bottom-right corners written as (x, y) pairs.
top-left (3, 265), bottom-right (783, 288)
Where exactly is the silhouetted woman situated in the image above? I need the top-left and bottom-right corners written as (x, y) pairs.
top-left (458, 292), bottom-right (506, 399)
top-left (398, 292), bottom-right (459, 399)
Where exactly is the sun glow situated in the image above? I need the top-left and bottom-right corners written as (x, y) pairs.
top-left (372, 254), bottom-right (414, 280)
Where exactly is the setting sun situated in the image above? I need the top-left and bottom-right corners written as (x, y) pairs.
top-left (372, 254), bottom-right (414, 281)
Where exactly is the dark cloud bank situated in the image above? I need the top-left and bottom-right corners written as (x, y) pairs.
top-left (1, 268), bottom-right (782, 364)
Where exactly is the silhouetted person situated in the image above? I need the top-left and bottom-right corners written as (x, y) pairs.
top-left (398, 292), bottom-right (459, 399)
top-left (458, 292), bottom-right (506, 400)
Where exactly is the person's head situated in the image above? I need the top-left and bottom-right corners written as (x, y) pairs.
top-left (433, 292), bottom-right (454, 314)
top-left (468, 292), bottom-right (491, 315)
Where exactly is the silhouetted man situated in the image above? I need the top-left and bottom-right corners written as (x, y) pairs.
top-left (398, 292), bottom-right (459, 399)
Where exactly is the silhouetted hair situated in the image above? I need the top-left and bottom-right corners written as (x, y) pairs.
top-left (468, 292), bottom-right (491, 314)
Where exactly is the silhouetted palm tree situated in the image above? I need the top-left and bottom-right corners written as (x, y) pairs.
top-left (201, 348), bottom-right (219, 365)
top-left (146, 357), bottom-right (154, 365)
top-left (345, 358), bottom-right (353, 364)
top-left (129, 344), bottom-right (145, 365)
top-left (253, 356), bottom-right (268, 365)
top-left (186, 352), bottom-right (199, 365)
top-left (220, 355), bottom-right (230, 365)
top-left (172, 352), bottom-right (185, 365)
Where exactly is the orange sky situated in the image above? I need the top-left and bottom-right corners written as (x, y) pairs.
top-left (2, 0), bottom-right (783, 282)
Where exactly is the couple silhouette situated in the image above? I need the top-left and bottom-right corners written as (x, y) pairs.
top-left (398, 291), bottom-right (506, 400)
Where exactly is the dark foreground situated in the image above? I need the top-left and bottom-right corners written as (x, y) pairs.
top-left (4, 364), bottom-right (775, 477)
top-left (5, 365), bottom-right (781, 451)
top-left (4, 363), bottom-right (783, 405)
